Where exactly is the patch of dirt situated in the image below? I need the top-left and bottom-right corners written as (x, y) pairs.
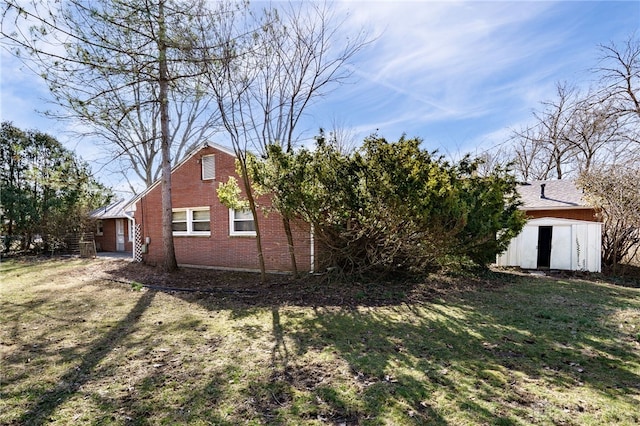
top-left (89, 258), bottom-right (507, 308)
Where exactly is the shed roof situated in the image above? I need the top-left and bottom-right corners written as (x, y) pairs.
top-left (89, 198), bottom-right (132, 219)
top-left (518, 180), bottom-right (589, 210)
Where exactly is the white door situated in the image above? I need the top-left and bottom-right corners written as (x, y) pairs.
top-left (519, 225), bottom-right (539, 269)
top-left (116, 219), bottom-right (125, 252)
top-left (550, 226), bottom-right (572, 270)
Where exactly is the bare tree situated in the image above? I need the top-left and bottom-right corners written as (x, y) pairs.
top-left (2, 0), bottom-right (223, 271)
top-left (326, 116), bottom-right (360, 155)
top-left (598, 35), bottom-right (640, 120)
top-left (564, 96), bottom-right (624, 173)
top-left (76, 78), bottom-right (218, 190)
top-left (511, 83), bottom-right (577, 180)
top-left (244, 2), bottom-right (369, 277)
top-left (2, 0), bottom-right (219, 191)
top-left (473, 145), bottom-right (513, 178)
top-left (245, 2), bottom-right (369, 154)
top-left (196, 1), bottom-right (269, 280)
top-left (510, 80), bottom-right (633, 181)
top-left (511, 127), bottom-right (554, 181)
top-left (578, 166), bottom-right (640, 274)
top-left (595, 35), bottom-right (640, 169)
top-left (201, 1), bottom-right (369, 278)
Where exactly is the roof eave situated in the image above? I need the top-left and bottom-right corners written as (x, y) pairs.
top-left (90, 214), bottom-right (129, 220)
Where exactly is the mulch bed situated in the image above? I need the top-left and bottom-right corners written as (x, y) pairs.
top-left (98, 258), bottom-right (504, 308)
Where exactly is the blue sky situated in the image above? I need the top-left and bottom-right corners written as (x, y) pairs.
top-left (1, 1), bottom-right (639, 195)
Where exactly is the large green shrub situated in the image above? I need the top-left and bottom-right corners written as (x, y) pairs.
top-left (251, 135), bottom-right (525, 275)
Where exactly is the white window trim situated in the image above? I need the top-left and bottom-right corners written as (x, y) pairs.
top-left (229, 208), bottom-right (256, 237)
top-left (96, 220), bottom-right (104, 236)
top-left (172, 207), bottom-right (211, 236)
top-left (202, 154), bottom-right (215, 180)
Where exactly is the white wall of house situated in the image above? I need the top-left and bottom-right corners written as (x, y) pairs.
top-left (497, 217), bottom-right (602, 272)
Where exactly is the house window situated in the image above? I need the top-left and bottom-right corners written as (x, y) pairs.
top-left (96, 220), bottom-right (104, 236)
top-left (229, 208), bottom-right (256, 236)
top-left (202, 155), bottom-right (215, 180)
top-left (172, 207), bottom-right (211, 236)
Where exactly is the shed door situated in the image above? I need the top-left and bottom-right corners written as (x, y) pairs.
top-left (550, 225), bottom-right (572, 270)
top-left (116, 219), bottom-right (125, 252)
top-left (519, 226), bottom-right (539, 269)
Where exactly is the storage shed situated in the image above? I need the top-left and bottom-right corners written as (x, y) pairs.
top-left (496, 180), bottom-right (602, 272)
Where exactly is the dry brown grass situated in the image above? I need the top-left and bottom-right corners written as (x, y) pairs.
top-left (2, 257), bottom-right (639, 425)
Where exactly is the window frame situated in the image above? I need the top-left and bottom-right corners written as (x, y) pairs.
top-left (96, 220), bottom-right (104, 236)
top-left (172, 207), bottom-right (211, 236)
top-left (201, 154), bottom-right (215, 181)
top-left (229, 208), bottom-right (256, 237)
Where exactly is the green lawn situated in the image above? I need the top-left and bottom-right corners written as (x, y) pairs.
top-left (1, 258), bottom-right (639, 425)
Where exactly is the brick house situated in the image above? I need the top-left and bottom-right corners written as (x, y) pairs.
top-left (497, 180), bottom-right (602, 272)
top-left (125, 142), bottom-right (316, 273)
top-left (89, 198), bottom-right (134, 253)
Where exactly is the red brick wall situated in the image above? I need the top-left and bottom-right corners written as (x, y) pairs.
top-left (525, 208), bottom-right (599, 221)
top-left (133, 146), bottom-right (313, 272)
top-left (94, 218), bottom-right (133, 252)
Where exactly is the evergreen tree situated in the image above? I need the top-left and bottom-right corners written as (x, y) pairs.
top-left (0, 122), bottom-right (113, 253)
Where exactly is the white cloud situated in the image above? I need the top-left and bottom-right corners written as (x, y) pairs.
top-left (340, 1), bottom-right (563, 113)
top-left (313, 1), bottom-right (638, 150)
top-left (3, 0), bottom-right (638, 180)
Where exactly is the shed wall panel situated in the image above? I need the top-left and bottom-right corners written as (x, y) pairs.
top-left (550, 226), bottom-right (572, 270)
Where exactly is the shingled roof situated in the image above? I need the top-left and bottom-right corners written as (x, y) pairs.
top-left (518, 180), bottom-right (589, 210)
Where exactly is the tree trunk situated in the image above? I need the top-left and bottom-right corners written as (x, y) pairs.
top-left (239, 160), bottom-right (266, 282)
top-left (282, 216), bottom-right (298, 278)
top-left (158, 0), bottom-right (178, 272)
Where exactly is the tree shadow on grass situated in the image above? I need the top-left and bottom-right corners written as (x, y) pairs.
top-left (15, 290), bottom-right (156, 426)
top-left (284, 294), bottom-right (640, 423)
top-left (1, 277), bottom-right (135, 391)
top-left (101, 260), bottom-right (640, 424)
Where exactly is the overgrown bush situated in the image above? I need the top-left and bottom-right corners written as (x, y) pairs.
top-left (251, 135), bottom-right (525, 276)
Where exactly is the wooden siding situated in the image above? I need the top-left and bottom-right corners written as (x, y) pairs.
top-left (526, 208), bottom-right (598, 222)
